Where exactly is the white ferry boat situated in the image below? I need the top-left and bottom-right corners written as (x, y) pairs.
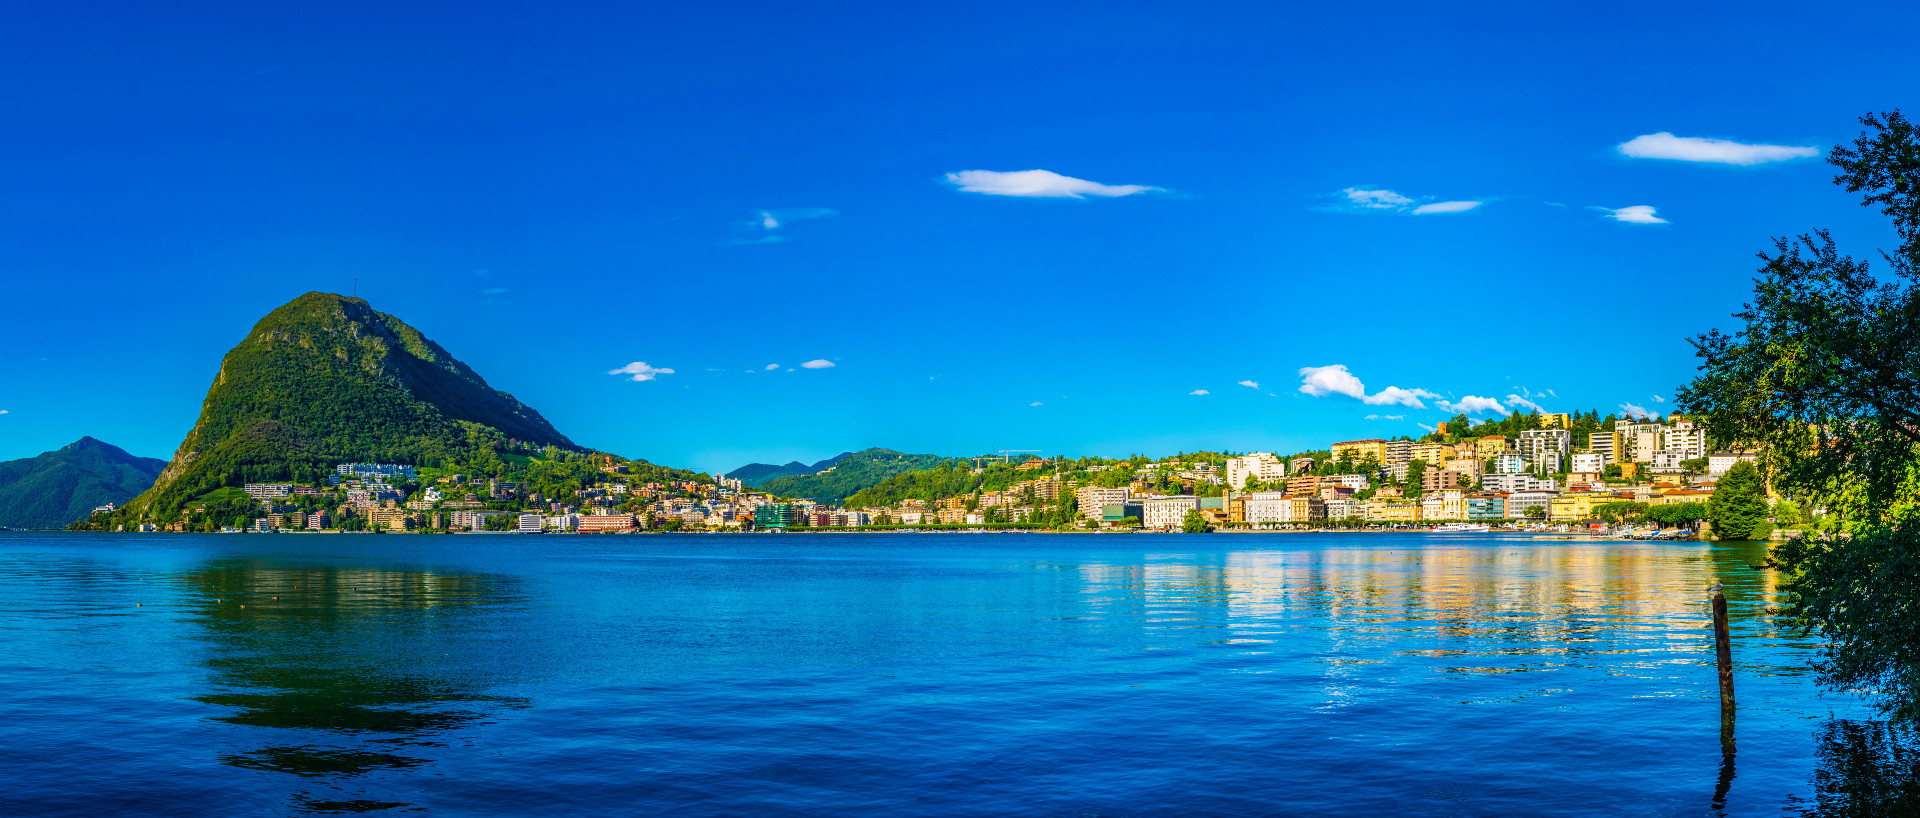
top-left (1430, 523), bottom-right (1491, 533)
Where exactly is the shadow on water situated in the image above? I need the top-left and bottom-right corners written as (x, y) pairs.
top-left (177, 559), bottom-right (527, 812)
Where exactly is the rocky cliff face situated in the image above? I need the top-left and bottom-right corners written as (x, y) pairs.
top-left (129, 292), bottom-right (575, 516)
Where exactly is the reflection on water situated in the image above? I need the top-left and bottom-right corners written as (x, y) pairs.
top-left (177, 560), bottom-right (525, 811)
top-left (1792, 720), bottom-right (1920, 816)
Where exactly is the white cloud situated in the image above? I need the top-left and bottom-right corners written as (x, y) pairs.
top-left (765, 363), bottom-right (780, 370)
top-left (1417, 423), bottom-right (1436, 432)
top-left (1030, 401), bottom-right (1043, 407)
top-left (1412, 200), bottom-right (1483, 215)
top-left (1505, 394), bottom-right (1547, 414)
top-left (1547, 389), bottom-right (1557, 398)
top-left (945, 169), bottom-right (1158, 199)
top-left (1437, 396), bottom-right (1510, 415)
top-left (1619, 402), bottom-right (1657, 420)
top-left (1651, 394), bottom-right (1667, 403)
top-left (1344, 188), bottom-right (1413, 208)
top-left (1238, 380), bottom-right (1259, 389)
top-left (738, 208), bottom-right (835, 244)
top-left (1363, 414), bottom-right (1407, 421)
top-left (1617, 132), bottom-right (1819, 165)
top-left (1602, 205), bottom-right (1668, 224)
top-left (1336, 187), bottom-right (1484, 216)
top-left (0, 409), bottom-right (8, 415)
top-left (1190, 389), bottom-right (1210, 395)
top-left (800, 359), bottom-right (835, 369)
top-left (608, 362), bottom-right (675, 382)
top-left (1297, 364), bottom-right (1439, 408)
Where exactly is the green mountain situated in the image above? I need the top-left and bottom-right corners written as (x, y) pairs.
top-left (0, 438), bottom-right (166, 528)
top-left (754, 448), bottom-right (947, 500)
top-left (727, 458), bottom-right (827, 487)
top-left (126, 292), bottom-right (577, 518)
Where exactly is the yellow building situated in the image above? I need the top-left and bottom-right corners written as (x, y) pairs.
top-left (1649, 488), bottom-right (1715, 506)
top-left (1476, 435), bottom-right (1510, 459)
top-left (1368, 498), bottom-right (1422, 523)
top-left (1411, 442), bottom-right (1456, 465)
top-left (1331, 439), bottom-right (1387, 464)
top-left (1541, 413), bottom-right (1572, 429)
top-left (1549, 492), bottom-right (1609, 522)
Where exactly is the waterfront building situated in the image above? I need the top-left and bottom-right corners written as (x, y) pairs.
top-left (516, 513), bottom-right (544, 533)
top-left (1466, 493), bottom-right (1506, 520)
top-left (1075, 487), bottom-right (1130, 520)
top-left (1506, 490), bottom-right (1559, 519)
top-left (1140, 496), bottom-right (1200, 530)
top-left (577, 513), bottom-right (637, 532)
top-left (1481, 472), bottom-right (1558, 493)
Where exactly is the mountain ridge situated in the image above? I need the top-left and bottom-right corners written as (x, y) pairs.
top-left (0, 437), bottom-right (166, 528)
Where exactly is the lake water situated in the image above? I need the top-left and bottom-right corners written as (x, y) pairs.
top-left (0, 531), bottom-right (1908, 816)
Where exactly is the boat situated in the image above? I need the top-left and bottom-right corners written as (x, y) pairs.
top-left (1431, 523), bottom-right (1491, 533)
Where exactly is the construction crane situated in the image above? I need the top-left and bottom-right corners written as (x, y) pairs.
top-left (996, 449), bottom-right (1041, 465)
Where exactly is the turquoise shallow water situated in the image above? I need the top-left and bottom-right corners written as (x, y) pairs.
top-left (0, 530), bottom-right (1907, 815)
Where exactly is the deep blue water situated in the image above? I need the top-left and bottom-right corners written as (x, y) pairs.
top-left (0, 531), bottom-right (1908, 816)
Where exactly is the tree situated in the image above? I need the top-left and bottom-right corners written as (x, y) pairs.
top-left (1707, 461), bottom-right (1770, 539)
top-left (1181, 508), bottom-right (1209, 533)
top-left (1679, 110), bottom-right (1920, 719)
top-left (1772, 499), bottom-right (1805, 526)
top-left (1679, 457), bottom-right (1708, 474)
top-left (1524, 505), bottom-right (1545, 521)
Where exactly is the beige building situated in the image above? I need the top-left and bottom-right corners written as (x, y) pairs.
top-left (1075, 486), bottom-right (1129, 519)
top-left (1225, 453), bottom-right (1287, 490)
top-left (1476, 436), bottom-right (1510, 459)
top-left (1141, 496), bottom-right (1200, 530)
top-left (1331, 439), bottom-right (1388, 464)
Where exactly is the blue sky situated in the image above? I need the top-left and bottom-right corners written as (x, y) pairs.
top-left (1, 1), bottom-right (1913, 473)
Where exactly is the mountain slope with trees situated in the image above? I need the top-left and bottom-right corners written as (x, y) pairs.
top-left (755, 448), bottom-right (947, 500)
top-left (123, 292), bottom-right (579, 519)
top-left (0, 438), bottom-right (166, 528)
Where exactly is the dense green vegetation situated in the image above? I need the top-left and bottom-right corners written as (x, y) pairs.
top-left (1679, 110), bottom-right (1920, 719)
top-left (1705, 462), bottom-right (1769, 539)
top-left (0, 438), bottom-right (165, 528)
top-left (756, 448), bottom-right (947, 499)
top-left (123, 293), bottom-right (578, 519)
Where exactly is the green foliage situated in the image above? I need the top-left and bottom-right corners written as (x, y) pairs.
top-left (481, 513), bottom-right (514, 531)
top-left (1680, 457), bottom-right (1709, 474)
top-left (757, 449), bottom-right (948, 500)
top-left (1773, 499), bottom-right (1805, 526)
top-left (0, 438), bottom-right (166, 529)
top-left (1181, 508), bottom-right (1209, 533)
top-left (1708, 462), bottom-right (1770, 539)
top-left (1646, 502), bottom-right (1706, 527)
top-left (1680, 111), bottom-right (1920, 720)
top-left (1594, 501), bottom-right (1649, 524)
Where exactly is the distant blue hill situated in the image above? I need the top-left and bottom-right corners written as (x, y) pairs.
top-left (727, 448), bottom-right (947, 500)
top-left (0, 437), bottom-right (166, 529)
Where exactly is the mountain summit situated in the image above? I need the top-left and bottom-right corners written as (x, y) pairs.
top-left (129, 292), bottom-right (575, 516)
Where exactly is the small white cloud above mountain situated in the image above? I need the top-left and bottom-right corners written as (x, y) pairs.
top-left (1617, 132), bottom-right (1818, 165)
top-left (945, 169), bottom-right (1159, 199)
top-left (801, 359), bottom-right (835, 369)
top-left (1190, 389), bottom-right (1210, 395)
top-left (1238, 380), bottom-right (1259, 389)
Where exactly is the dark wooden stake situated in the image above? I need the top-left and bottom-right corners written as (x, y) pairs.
top-left (1712, 593), bottom-right (1735, 712)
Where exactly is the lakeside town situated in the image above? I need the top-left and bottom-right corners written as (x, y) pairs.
top-left (80, 409), bottom-right (1773, 538)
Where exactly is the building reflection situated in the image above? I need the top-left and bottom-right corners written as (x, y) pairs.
top-left (176, 560), bottom-right (524, 810)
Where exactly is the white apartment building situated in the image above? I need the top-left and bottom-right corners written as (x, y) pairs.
top-left (1518, 429), bottom-right (1571, 472)
top-left (1664, 420), bottom-right (1708, 460)
top-left (1331, 474), bottom-right (1370, 490)
top-left (1323, 497), bottom-right (1361, 521)
top-left (1588, 431), bottom-right (1618, 463)
top-left (1141, 496), bottom-right (1199, 530)
top-left (1383, 440), bottom-right (1412, 466)
top-left (1491, 454), bottom-right (1529, 474)
top-left (1507, 489), bottom-right (1560, 519)
top-left (515, 513), bottom-right (544, 533)
top-left (1225, 453), bottom-right (1287, 490)
top-left (1709, 451), bottom-right (1758, 476)
top-left (1242, 491), bottom-right (1293, 525)
top-left (1075, 487), bottom-right (1129, 519)
top-left (1650, 449), bottom-right (1688, 471)
top-left (1571, 452), bottom-right (1606, 474)
top-left (1482, 473), bottom-right (1560, 493)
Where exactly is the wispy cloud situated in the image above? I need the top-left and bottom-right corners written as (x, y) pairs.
top-left (1030, 401), bottom-right (1044, 407)
top-left (1189, 389), bottom-right (1210, 395)
top-left (1417, 423), bottom-right (1436, 432)
top-left (607, 362), bottom-right (675, 382)
top-left (1506, 394), bottom-right (1546, 413)
top-left (945, 169), bottom-right (1158, 199)
top-left (1331, 187), bottom-right (1485, 216)
top-left (1651, 394), bottom-right (1667, 404)
top-left (765, 364), bottom-right (780, 371)
top-left (736, 207), bottom-right (836, 244)
top-left (1237, 380), bottom-right (1259, 389)
top-left (1363, 414), bottom-right (1407, 421)
top-left (0, 409), bottom-right (8, 415)
top-left (1600, 205), bottom-right (1668, 225)
top-left (1411, 200), bottom-right (1483, 215)
top-left (1437, 396), bottom-right (1510, 415)
top-left (1617, 132), bottom-right (1819, 165)
top-left (1619, 402), bottom-right (1657, 420)
top-left (1297, 364), bottom-right (1439, 408)
top-left (800, 359), bottom-right (835, 369)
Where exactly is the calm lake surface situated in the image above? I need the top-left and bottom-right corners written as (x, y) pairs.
top-left (0, 531), bottom-right (1908, 816)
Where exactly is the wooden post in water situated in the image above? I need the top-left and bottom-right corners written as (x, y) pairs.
top-left (1712, 592), bottom-right (1734, 712)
